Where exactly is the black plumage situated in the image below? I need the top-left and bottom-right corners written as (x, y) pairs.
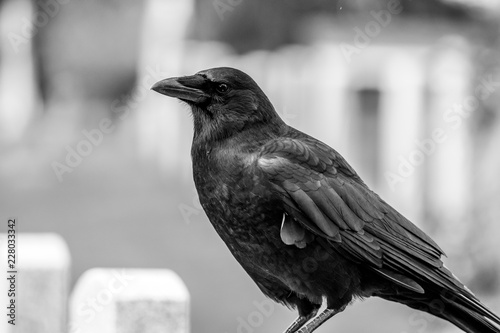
top-left (152, 67), bottom-right (500, 333)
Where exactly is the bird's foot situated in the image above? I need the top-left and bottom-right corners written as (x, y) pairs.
top-left (296, 306), bottom-right (346, 333)
top-left (283, 308), bottom-right (318, 333)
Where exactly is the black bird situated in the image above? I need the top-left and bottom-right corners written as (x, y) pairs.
top-left (152, 67), bottom-right (500, 333)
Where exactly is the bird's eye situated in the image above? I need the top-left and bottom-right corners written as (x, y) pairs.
top-left (216, 83), bottom-right (228, 93)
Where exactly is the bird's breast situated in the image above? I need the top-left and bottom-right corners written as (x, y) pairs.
top-left (192, 148), bottom-right (283, 250)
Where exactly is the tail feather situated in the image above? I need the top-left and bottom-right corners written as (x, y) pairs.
top-left (379, 288), bottom-right (500, 333)
top-left (374, 250), bottom-right (500, 332)
top-left (439, 296), bottom-right (500, 333)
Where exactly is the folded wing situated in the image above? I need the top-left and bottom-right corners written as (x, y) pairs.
top-left (257, 135), bottom-right (473, 297)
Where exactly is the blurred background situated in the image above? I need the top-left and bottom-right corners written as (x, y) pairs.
top-left (1, 0), bottom-right (500, 332)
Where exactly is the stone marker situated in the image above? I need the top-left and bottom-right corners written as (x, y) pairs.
top-left (0, 233), bottom-right (71, 333)
top-left (135, 0), bottom-right (195, 174)
top-left (0, 0), bottom-right (38, 144)
top-left (69, 268), bottom-right (189, 333)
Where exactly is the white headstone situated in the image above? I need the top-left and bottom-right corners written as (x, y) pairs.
top-left (379, 48), bottom-right (426, 223)
top-left (0, 232), bottom-right (71, 333)
top-left (426, 41), bottom-right (473, 253)
top-left (0, 0), bottom-right (39, 144)
top-left (135, 0), bottom-right (195, 174)
top-left (69, 268), bottom-right (189, 333)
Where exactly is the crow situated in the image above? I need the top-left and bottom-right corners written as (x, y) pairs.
top-left (151, 67), bottom-right (500, 333)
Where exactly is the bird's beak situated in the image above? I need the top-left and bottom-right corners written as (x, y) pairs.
top-left (151, 75), bottom-right (210, 104)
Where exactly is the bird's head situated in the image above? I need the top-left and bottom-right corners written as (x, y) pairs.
top-left (151, 67), bottom-right (284, 143)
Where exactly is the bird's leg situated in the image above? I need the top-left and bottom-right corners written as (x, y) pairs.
top-left (283, 308), bottom-right (318, 333)
top-left (282, 297), bottom-right (321, 333)
top-left (296, 305), bottom-right (346, 333)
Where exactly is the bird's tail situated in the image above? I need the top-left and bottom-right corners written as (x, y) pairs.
top-left (377, 283), bottom-right (500, 333)
top-left (387, 288), bottom-right (500, 333)
top-left (435, 291), bottom-right (500, 333)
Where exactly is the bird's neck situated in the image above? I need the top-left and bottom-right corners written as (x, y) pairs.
top-left (192, 111), bottom-right (286, 146)
top-left (190, 121), bottom-right (287, 166)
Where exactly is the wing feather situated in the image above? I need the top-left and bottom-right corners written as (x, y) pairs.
top-left (257, 135), bottom-right (448, 294)
top-left (284, 183), bottom-right (341, 240)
